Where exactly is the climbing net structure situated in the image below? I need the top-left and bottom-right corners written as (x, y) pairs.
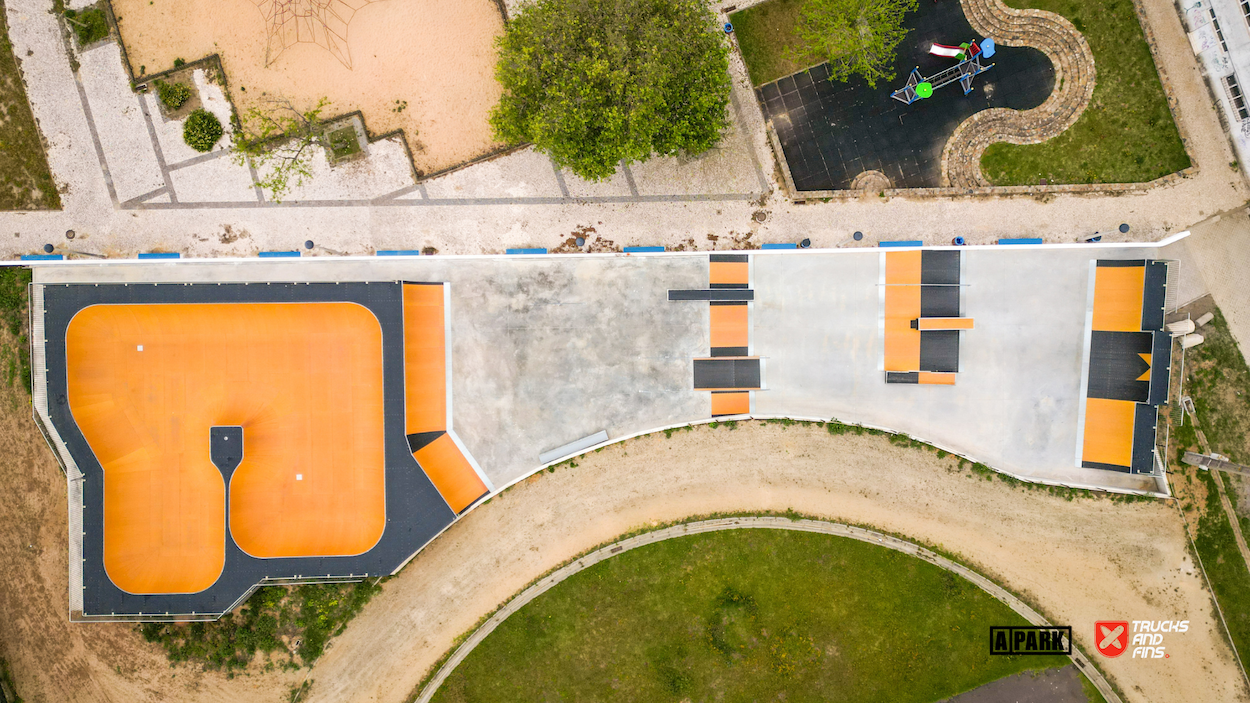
top-left (252, 0), bottom-right (376, 69)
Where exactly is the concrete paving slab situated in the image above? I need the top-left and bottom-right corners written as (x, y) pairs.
top-left (1172, 208), bottom-right (1250, 364)
top-left (628, 113), bottom-right (761, 196)
top-left (422, 148), bottom-right (565, 200)
top-left (561, 164), bottom-right (635, 198)
top-left (258, 135), bottom-right (415, 202)
top-left (750, 245), bottom-right (1161, 492)
top-left (147, 71), bottom-right (235, 167)
top-left (169, 154), bottom-right (260, 203)
top-left (78, 42), bottom-right (164, 203)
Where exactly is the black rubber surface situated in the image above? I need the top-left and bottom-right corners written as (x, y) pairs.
top-left (919, 330), bottom-right (960, 373)
top-left (921, 250), bottom-right (961, 285)
top-left (210, 426), bottom-right (244, 476)
top-left (669, 289), bottom-right (755, 301)
top-left (693, 358), bottom-right (762, 389)
top-left (42, 282), bottom-right (457, 617)
top-left (755, 1), bottom-right (1054, 190)
top-left (1087, 330), bottom-right (1152, 403)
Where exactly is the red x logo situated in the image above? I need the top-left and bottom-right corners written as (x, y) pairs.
top-left (1096, 621), bottom-right (1129, 657)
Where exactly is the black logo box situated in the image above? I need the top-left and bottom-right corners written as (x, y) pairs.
top-left (989, 626), bottom-right (1073, 655)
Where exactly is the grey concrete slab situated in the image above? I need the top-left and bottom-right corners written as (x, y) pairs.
top-left (34, 245), bottom-right (1166, 493)
top-left (751, 246), bottom-right (1161, 492)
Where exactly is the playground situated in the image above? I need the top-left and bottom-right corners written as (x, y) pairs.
top-left (111, 0), bottom-right (505, 175)
top-left (742, 0), bottom-right (1054, 190)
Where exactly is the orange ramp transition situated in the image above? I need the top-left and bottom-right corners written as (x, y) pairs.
top-left (403, 284), bottom-right (488, 514)
top-left (67, 303), bottom-right (388, 594)
top-left (46, 281), bottom-right (462, 618)
top-left (1080, 260), bottom-right (1171, 473)
top-left (883, 250), bottom-right (972, 384)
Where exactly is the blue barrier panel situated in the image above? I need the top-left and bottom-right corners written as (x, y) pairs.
top-left (258, 251), bottom-right (301, 258)
top-left (506, 248), bottom-right (548, 255)
top-left (623, 246), bottom-right (665, 253)
top-left (138, 252), bottom-right (181, 259)
top-left (20, 254), bottom-right (64, 261)
top-left (760, 242), bottom-right (797, 250)
top-left (879, 240), bottom-right (924, 248)
top-left (376, 250), bottom-right (422, 256)
top-left (997, 238), bottom-right (1043, 245)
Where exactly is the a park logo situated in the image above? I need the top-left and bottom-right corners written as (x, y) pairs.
top-left (1095, 621), bottom-right (1130, 657)
top-left (989, 626), bottom-right (1072, 655)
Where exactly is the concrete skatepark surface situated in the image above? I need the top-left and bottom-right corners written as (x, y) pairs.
top-left (34, 242), bottom-right (1172, 494)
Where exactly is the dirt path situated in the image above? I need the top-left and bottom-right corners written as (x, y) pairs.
top-left (306, 423), bottom-right (1247, 703)
top-left (2, 388), bottom-right (1245, 701)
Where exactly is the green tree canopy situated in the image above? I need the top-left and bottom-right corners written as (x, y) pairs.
top-left (492, 0), bottom-right (732, 181)
top-left (793, 0), bottom-right (919, 88)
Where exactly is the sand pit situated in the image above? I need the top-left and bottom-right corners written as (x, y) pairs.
top-left (112, 0), bottom-right (505, 175)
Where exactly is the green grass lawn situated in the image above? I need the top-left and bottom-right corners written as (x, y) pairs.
top-left (981, 0), bottom-right (1190, 184)
top-left (1174, 306), bottom-right (1250, 665)
top-left (431, 529), bottom-right (1076, 702)
top-left (0, 0), bottom-right (61, 211)
top-left (729, 0), bottom-right (817, 86)
top-left (0, 267), bottom-right (31, 393)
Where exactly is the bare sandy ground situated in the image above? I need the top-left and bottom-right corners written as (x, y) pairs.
top-left (2, 377), bottom-right (1244, 700)
top-left (309, 424), bottom-right (1247, 703)
top-left (0, 329), bottom-right (301, 703)
top-left (111, 0), bottom-right (505, 175)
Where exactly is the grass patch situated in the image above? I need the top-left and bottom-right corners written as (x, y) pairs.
top-left (1170, 304), bottom-right (1250, 665)
top-left (138, 580), bottom-right (381, 672)
top-left (0, 0), bottom-right (61, 210)
top-left (63, 5), bottom-right (109, 47)
top-left (981, 0), bottom-right (1189, 184)
top-left (1183, 307), bottom-right (1250, 464)
top-left (327, 126), bottom-right (362, 161)
top-left (0, 655), bottom-right (22, 703)
top-left (729, 0), bottom-right (818, 86)
top-left (429, 529), bottom-right (1071, 702)
top-left (0, 266), bottom-right (31, 393)
top-left (1192, 469), bottom-right (1250, 665)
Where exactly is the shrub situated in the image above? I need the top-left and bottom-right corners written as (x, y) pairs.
top-left (183, 109), bottom-right (223, 152)
top-left (64, 7), bottom-right (110, 46)
top-left (156, 80), bottom-right (192, 111)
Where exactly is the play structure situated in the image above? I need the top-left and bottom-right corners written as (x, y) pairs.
top-left (252, 0), bottom-right (377, 68)
top-left (892, 38), bottom-right (996, 105)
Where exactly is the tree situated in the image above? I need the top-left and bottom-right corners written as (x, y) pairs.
top-left (792, 0), bottom-right (919, 88)
top-left (232, 97), bottom-right (332, 202)
top-left (492, 0), bottom-right (731, 181)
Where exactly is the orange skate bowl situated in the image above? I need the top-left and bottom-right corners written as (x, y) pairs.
top-left (66, 302), bottom-right (387, 595)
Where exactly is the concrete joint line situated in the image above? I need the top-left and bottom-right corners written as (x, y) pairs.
top-left (413, 517), bottom-right (1122, 703)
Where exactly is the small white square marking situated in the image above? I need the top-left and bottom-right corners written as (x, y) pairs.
top-left (137, 345), bottom-right (143, 351)
top-left (296, 474), bottom-right (303, 481)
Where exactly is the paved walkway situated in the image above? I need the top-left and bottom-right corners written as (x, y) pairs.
top-left (944, 0), bottom-right (1096, 187)
top-left (412, 517), bottom-right (1121, 703)
top-left (0, 0), bottom-right (1247, 259)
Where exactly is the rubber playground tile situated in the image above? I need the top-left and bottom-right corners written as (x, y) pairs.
top-left (754, 0), bottom-right (1054, 190)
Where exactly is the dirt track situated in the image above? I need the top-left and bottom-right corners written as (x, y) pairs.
top-left (1, 395), bottom-right (1246, 701)
top-left (309, 424), bottom-right (1247, 703)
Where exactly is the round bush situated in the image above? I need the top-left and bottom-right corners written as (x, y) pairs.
top-left (183, 109), bottom-right (223, 152)
top-left (156, 80), bottom-right (192, 111)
